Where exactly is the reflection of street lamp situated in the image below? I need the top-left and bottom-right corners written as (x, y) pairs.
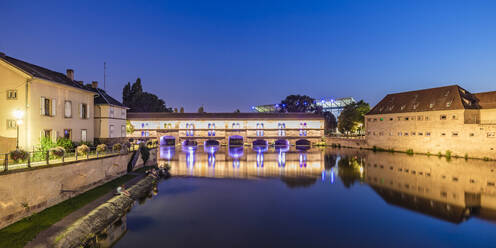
top-left (13, 110), bottom-right (24, 149)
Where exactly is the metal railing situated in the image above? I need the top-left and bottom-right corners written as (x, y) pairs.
top-left (0, 145), bottom-right (142, 172)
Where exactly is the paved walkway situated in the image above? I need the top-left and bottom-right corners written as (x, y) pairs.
top-left (26, 172), bottom-right (145, 248)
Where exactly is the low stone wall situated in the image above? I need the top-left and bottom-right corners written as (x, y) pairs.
top-left (54, 175), bottom-right (156, 248)
top-left (326, 137), bottom-right (368, 149)
top-left (0, 149), bottom-right (157, 230)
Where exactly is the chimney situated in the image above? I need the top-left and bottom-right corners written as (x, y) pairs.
top-left (91, 81), bottom-right (98, 89)
top-left (66, 69), bottom-right (74, 80)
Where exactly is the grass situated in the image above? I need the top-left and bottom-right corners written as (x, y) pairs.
top-left (0, 174), bottom-right (136, 248)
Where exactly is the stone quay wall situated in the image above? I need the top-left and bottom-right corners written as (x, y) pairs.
top-left (0, 149), bottom-right (157, 229)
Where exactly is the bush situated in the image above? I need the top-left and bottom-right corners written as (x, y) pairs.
top-left (113, 143), bottom-right (122, 152)
top-left (56, 138), bottom-right (74, 151)
top-left (139, 143), bottom-right (150, 164)
top-left (96, 144), bottom-right (107, 153)
top-left (406, 149), bottom-right (414, 155)
top-left (77, 144), bottom-right (90, 156)
top-left (445, 150), bottom-right (452, 159)
top-left (9, 149), bottom-right (29, 163)
top-left (50, 146), bottom-right (65, 158)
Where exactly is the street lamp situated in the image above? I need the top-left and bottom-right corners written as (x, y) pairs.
top-left (13, 110), bottom-right (24, 149)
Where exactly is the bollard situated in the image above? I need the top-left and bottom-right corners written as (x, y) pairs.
top-left (75, 151), bottom-right (78, 160)
top-left (96, 150), bottom-right (99, 158)
top-left (4, 154), bottom-right (8, 172)
top-left (27, 154), bottom-right (31, 168)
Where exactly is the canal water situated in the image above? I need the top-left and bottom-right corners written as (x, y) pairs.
top-left (103, 146), bottom-right (496, 248)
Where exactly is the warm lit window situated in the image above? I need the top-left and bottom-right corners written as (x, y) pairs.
top-left (64, 101), bottom-right (72, 118)
top-left (43, 129), bottom-right (52, 140)
top-left (7, 90), bottom-right (17, 100)
top-left (41, 97), bottom-right (56, 116)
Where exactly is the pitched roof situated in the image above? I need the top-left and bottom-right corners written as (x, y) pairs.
top-left (127, 112), bottom-right (324, 120)
top-left (367, 85), bottom-right (480, 115)
top-left (474, 91), bottom-right (496, 109)
top-left (84, 85), bottom-right (127, 108)
top-left (0, 53), bottom-right (92, 92)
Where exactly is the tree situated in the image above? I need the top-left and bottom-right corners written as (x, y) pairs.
top-left (279, 95), bottom-right (321, 113)
top-left (174, 108), bottom-right (178, 113)
top-left (337, 100), bottom-right (370, 134)
top-left (180, 107), bottom-right (184, 113)
top-left (198, 106), bottom-right (205, 113)
top-left (323, 112), bottom-right (337, 134)
top-left (126, 120), bottom-right (134, 134)
top-left (122, 78), bottom-right (173, 112)
top-left (234, 109), bottom-right (240, 113)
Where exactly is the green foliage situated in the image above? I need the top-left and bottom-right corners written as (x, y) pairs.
top-left (279, 95), bottom-right (320, 113)
top-left (9, 149), bottom-right (29, 163)
top-left (113, 143), bottom-right (122, 152)
top-left (406, 149), bottom-right (414, 155)
top-left (465, 153), bottom-right (469, 160)
top-left (484, 157), bottom-right (490, 161)
top-left (139, 143), bottom-right (150, 164)
top-left (56, 138), bottom-right (74, 151)
top-left (126, 120), bottom-right (134, 134)
top-left (198, 106), bottom-right (205, 113)
top-left (445, 150), bottom-right (452, 159)
top-left (180, 107), bottom-right (184, 113)
top-left (338, 100), bottom-right (370, 134)
top-left (49, 147), bottom-right (65, 158)
top-left (123, 78), bottom-right (173, 112)
top-left (76, 144), bottom-right (90, 156)
top-left (0, 175), bottom-right (136, 248)
top-left (96, 144), bottom-right (107, 153)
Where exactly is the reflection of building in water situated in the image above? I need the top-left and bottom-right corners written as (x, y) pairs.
top-left (365, 152), bottom-right (496, 223)
top-left (96, 215), bottom-right (127, 247)
top-left (160, 147), bottom-right (324, 179)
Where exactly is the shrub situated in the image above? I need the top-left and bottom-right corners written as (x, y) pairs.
top-left (406, 149), bottom-right (414, 155)
top-left (56, 138), bottom-right (74, 151)
top-left (483, 157), bottom-right (490, 161)
top-left (437, 152), bottom-right (442, 157)
top-left (113, 143), bottom-right (122, 152)
top-left (50, 146), bottom-right (65, 158)
top-left (77, 144), bottom-right (90, 156)
top-left (96, 144), bottom-right (107, 153)
top-left (445, 150), bottom-right (452, 159)
top-left (139, 143), bottom-right (150, 164)
top-left (9, 149), bottom-right (29, 163)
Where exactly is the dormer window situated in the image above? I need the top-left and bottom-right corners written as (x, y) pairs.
top-left (429, 103), bottom-right (435, 109)
top-left (446, 99), bottom-right (453, 107)
top-left (444, 90), bottom-right (450, 97)
top-left (400, 105), bottom-right (406, 110)
top-left (388, 105), bottom-right (394, 111)
top-left (412, 103), bottom-right (419, 110)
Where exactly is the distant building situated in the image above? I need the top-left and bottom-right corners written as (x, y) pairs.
top-left (365, 85), bottom-right (496, 159)
top-left (251, 97), bottom-right (355, 117)
top-left (86, 81), bottom-right (129, 145)
top-left (127, 112), bottom-right (325, 146)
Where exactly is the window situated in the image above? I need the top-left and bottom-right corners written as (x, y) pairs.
top-left (278, 123), bottom-right (286, 136)
top-left (80, 103), bottom-right (89, 119)
top-left (440, 115), bottom-right (447, 120)
top-left (109, 125), bottom-right (115, 138)
top-left (429, 103), bottom-right (434, 108)
top-left (41, 97), bottom-right (55, 116)
top-left (452, 132), bottom-right (459, 137)
top-left (404, 117), bottom-right (409, 121)
top-left (7, 90), bottom-right (17, 100)
top-left (441, 133), bottom-right (446, 136)
top-left (64, 101), bottom-right (72, 118)
top-left (81, 129), bottom-right (87, 142)
top-left (121, 125), bottom-right (126, 137)
top-left (417, 116), bottom-right (423, 121)
top-left (64, 129), bottom-right (72, 139)
top-left (7, 120), bottom-right (16, 129)
top-left (109, 107), bottom-right (114, 118)
top-left (404, 132), bottom-right (409, 136)
top-left (208, 123), bottom-right (216, 136)
top-left (426, 132), bottom-right (431, 136)
top-left (425, 116), bottom-right (429, 121)
top-left (488, 132), bottom-right (495, 138)
top-left (398, 132), bottom-right (402, 136)
top-left (389, 118), bottom-right (393, 121)
top-left (452, 115), bottom-right (457, 120)
top-left (411, 132), bottom-right (416, 136)
top-left (121, 109), bottom-right (126, 118)
top-left (469, 133), bottom-right (475, 137)
top-left (43, 129), bottom-right (52, 139)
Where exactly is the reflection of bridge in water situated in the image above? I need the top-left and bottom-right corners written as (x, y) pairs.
top-left (159, 146), bottom-right (325, 179)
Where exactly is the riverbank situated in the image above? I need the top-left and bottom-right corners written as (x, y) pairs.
top-left (0, 173), bottom-right (139, 248)
top-left (53, 174), bottom-right (158, 248)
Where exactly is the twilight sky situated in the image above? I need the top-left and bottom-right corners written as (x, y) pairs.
top-left (1, 0), bottom-right (496, 112)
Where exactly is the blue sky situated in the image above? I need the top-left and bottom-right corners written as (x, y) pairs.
top-left (2, 0), bottom-right (495, 112)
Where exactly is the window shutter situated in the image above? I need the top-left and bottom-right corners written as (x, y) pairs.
top-left (79, 104), bottom-right (83, 118)
top-left (86, 104), bottom-right (90, 119)
top-left (52, 98), bottom-right (56, 116)
top-left (41, 97), bottom-right (45, 115)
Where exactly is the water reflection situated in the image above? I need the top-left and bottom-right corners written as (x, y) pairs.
top-left (159, 146), bottom-right (496, 224)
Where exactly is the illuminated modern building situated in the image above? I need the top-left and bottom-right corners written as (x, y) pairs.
top-left (251, 97), bottom-right (355, 117)
top-left (127, 112), bottom-right (325, 146)
top-left (365, 85), bottom-right (496, 159)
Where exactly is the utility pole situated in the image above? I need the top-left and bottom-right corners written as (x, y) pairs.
top-left (103, 62), bottom-right (107, 90)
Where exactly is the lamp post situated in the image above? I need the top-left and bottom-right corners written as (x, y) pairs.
top-left (13, 110), bottom-right (24, 149)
